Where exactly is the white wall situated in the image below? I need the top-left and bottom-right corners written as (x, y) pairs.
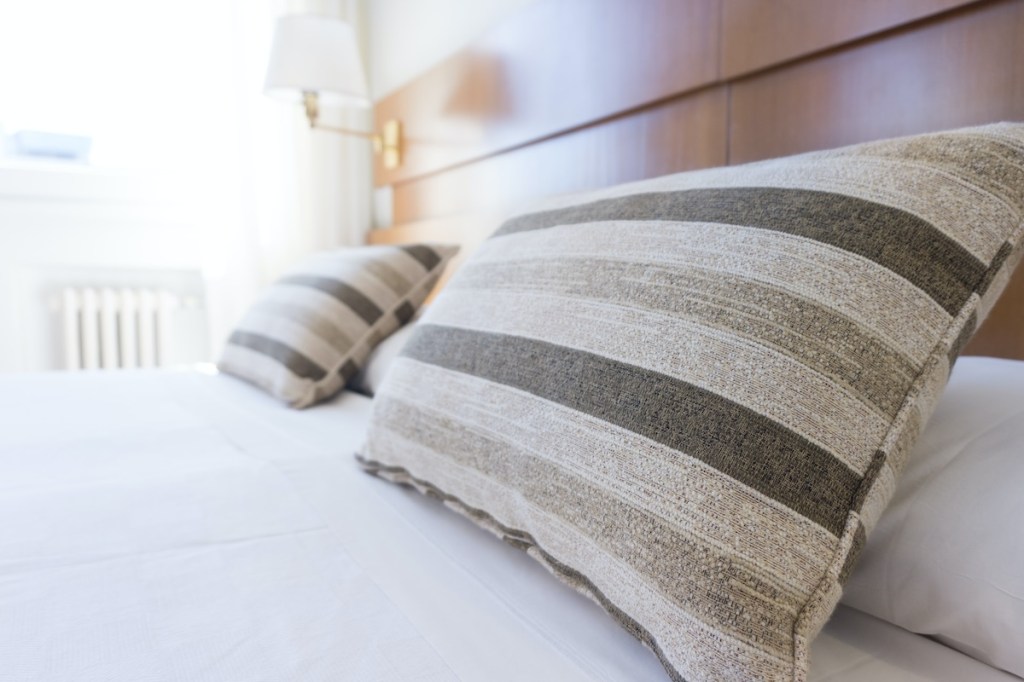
top-left (365, 0), bottom-right (539, 99)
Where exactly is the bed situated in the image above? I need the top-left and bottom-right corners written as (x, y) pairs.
top-left (4, 1), bottom-right (1024, 680)
top-left (0, 362), bottom-right (1019, 681)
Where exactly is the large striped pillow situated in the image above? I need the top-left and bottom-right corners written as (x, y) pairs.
top-left (219, 243), bottom-right (456, 408)
top-left (357, 124), bottom-right (1024, 681)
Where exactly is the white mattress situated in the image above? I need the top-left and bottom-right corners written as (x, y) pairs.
top-left (0, 369), bottom-right (1015, 681)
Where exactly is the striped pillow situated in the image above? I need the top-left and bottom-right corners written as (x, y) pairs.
top-left (357, 123), bottom-right (1024, 681)
top-left (219, 243), bottom-right (456, 408)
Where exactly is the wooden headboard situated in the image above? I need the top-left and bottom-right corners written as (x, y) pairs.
top-left (367, 0), bottom-right (1024, 359)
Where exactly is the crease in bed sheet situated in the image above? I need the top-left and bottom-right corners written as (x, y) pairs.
top-left (173, 373), bottom-right (620, 682)
top-left (811, 607), bottom-right (1023, 681)
top-left (0, 423), bottom-right (326, 574)
top-left (0, 371), bottom-right (458, 682)
top-left (164, 376), bottom-right (464, 682)
top-left (0, 526), bottom-right (327, 576)
top-left (1, 526), bottom-right (457, 682)
top-left (375, 478), bottom-right (640, 681)
top-left (186, 378), bottom-right (656, 680)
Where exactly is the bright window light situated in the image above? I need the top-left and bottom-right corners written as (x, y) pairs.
top-left (0, 0), bottom-right (240, 169)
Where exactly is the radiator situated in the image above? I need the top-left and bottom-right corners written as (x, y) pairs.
top-left (61, 287), bottom-right (178, 370)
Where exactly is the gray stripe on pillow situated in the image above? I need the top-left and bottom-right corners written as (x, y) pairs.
top-left (450, 257), bottom-right (917, 417)
top-left (228, 330), bottom-right (327, 381)
top-left (496, 187), bottom-right (985, 315)
top-left (470, 219), bottom-right (952, 365)
top-left (372, 394), bottom-right (806, 652)
top-left (280, 274), bottom-right (384, 325)
top-left (380, 355), bottom-right (839, 582)
top-left (394, 300), bottom-right (416, 324)
top-left (401, 244), bottom-right (443, 270)
top-left (339, 357), bottom-right (360, 383)
top-left (402, 323), bottom-right (860, 534)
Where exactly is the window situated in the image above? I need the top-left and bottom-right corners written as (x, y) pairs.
top-left (0, 0), bottom-right (242, 170)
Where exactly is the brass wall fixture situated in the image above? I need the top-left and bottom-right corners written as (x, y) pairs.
top-left (265, 14), bottom-right (402, 169)
top-left (301, 91), bottom-right (402, 169)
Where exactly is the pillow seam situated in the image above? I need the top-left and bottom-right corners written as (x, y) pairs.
top-left (790, 223), bottom-right (1023, 681)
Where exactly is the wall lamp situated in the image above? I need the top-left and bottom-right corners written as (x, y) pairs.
top-left (264, 15), bottom-right (402, 169)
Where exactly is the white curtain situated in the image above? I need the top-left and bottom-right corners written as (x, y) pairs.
top-left (206, 0), bottom-right (373, 351)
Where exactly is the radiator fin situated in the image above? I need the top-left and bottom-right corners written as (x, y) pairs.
top-left (62, 287), bottom-right (178, 371)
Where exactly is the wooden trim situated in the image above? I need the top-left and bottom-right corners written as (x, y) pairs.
top-left (392, 87), bottom-right (727, 223)
top-left (720, 0), bottom-right (977, 79)
top-left (727, 0), bottom-right (1024, 164)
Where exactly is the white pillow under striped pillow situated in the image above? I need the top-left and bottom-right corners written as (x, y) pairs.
top-left (219, 243), bottom-right (457, 407)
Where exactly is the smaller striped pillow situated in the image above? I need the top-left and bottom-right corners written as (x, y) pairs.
top-left (219, 243), bottom-right (457, 407)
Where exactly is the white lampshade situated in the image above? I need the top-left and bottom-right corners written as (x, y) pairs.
top-left (264, 15), bottom-right (369, 107)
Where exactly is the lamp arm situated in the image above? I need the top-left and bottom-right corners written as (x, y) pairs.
top-left (303, 91), bottom-right (384, 152)
top-left (311, 124), bottom-right (378, 140)
top-left (300, 91), bottom-right (399, 164)
top-left (311, 124), bottom-right (383, 154)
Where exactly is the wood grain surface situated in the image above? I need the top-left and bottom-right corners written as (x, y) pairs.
top-left (373, 0), bottom-right (719, 187)
top-left (391, 87), bottom-right (727, 223)
top-left (720, 0), bottom-right (977, 78)
top-left (728, 0), bottom-right (1024, 163)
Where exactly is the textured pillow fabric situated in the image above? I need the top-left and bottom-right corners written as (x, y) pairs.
top-left (357, 123), bottom-right (1024, 681)
top-left (843, 356), bottom-right (1024, 678)
top-left (219, 243), bottom-right (456, 408)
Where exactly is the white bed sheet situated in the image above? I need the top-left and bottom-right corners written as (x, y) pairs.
top-left (0, 369), bottom-right (1015, 681)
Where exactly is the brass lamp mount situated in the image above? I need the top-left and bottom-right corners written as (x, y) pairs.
top-left (302, 91), bottom-right (402, 169)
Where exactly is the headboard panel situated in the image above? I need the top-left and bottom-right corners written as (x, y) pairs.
top-left (728, 0), bottom-right (1024, 163)
top-left (389, 87), bottom-right (728, 223)
top-left (371, 0), bottom-right (721, 188)
top-left (719, 0), bottom-right (974, 78)
top-left (369, 0), bottom-right (1024, 358)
